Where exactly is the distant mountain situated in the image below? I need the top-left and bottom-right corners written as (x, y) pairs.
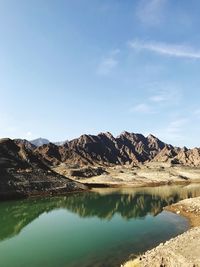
top-left (30, 138), bottom-right (50, 147)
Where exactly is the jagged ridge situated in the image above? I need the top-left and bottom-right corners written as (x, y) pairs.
top-left (15, 131), bottom-right (200, 167)
top-left (32, 132), bottom-right (166, 167)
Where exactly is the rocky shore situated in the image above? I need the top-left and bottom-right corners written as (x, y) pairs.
top-left (56, 163), bottom-right (200, 188)
top-left (122, 197), bottom-right (200, 267)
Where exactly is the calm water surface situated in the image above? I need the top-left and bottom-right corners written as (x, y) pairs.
top-left (1, 184), bottom-right (200, 267)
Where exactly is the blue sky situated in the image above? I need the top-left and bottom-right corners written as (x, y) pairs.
top-left (1, 0), bottom-right (200, 147)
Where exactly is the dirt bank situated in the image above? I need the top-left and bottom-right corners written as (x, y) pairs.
top-left (54, 163), bottom-right (200, 188)
top-left (165, 197), bottom-right (200, 227)
top-left (122, 197), bottom-right (200, 267)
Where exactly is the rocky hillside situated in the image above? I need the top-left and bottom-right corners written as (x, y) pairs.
top-left (33, 132), bottom-right (167, 167)
top-left (153, 145), bottom-right (200, 166)
top-left (2, 131), bottom-right (200, 180)
top-left (1, 132), bottom-right (200, 200)
top-left (0, 138), bottom-right (86, 199)
top-left (33, 131), bottom-right (200, 167)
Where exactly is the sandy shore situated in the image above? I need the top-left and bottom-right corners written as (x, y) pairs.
top-left (122, 197), bottom-right (200, 267)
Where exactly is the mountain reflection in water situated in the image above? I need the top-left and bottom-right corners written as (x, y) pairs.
top-left (1, 184), bottom-right (200, 242)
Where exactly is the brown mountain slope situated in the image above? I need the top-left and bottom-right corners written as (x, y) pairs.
top-left (8, 132), bottom-right (200, 172)
top-left (0, 138), bottom-right (86, 199)
top-left (31, 132), bottom-right (167, 167)
top-left (153, 146), bottom-right (200, 166)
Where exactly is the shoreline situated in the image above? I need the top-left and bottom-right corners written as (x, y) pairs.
top-left (85, 179), bottom-right (198, 189)
top-left (1, 179), bottom-right (199, 201)
top-left (64, 164), bottom-right (200, 190)
top-left (122, 197), bottom-right (200, 267)
top-left (164, 199), bottom-right (200, 228)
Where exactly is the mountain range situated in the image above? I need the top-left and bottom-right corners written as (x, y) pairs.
top-left (1, 131), bottom-right (200, 199)
top-left (12, 131), bottom-right (200, 167)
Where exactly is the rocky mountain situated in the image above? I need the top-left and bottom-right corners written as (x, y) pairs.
top-left (2, 131), bottom-right (200, 187)
top-left (32, 131), bottom-right (200, 167)
top-left (154, 145), bottom-right (200, 166)
top-left (34, 142), bottom-right (62, 166)
top-left (2, 132), bottom-right (200, 200)
top-left (30, 138), bottom-right (50, 147)
top-left (1, 131), bottom-right (200, 200)
top-left (30, 132), bottom-right (167, 167)
top-left (14, 138), bottom-right (36, 150)
top-left (0, 138), bottom-right (86, 200)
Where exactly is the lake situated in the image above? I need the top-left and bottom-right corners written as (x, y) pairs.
top-left (0, 184), bottom-right (200, 267)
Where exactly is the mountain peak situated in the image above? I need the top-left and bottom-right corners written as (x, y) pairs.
top-left (30, 138), bottom-right (50, 147)
top-left (98, 132), bottom-right (114, 139)
top-left (147, 134), bottom-right (157, 140)
top-left (1, 131), bottom-right (200, 169)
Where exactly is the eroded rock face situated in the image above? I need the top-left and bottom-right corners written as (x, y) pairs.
top-left (2, 131), bottom-right (200, 184)
top-left (34, 143), bottom-right (62, 166)
top-left (0, 139), bottom-right (87, 200)
top-left (32, 132), bottom-right (167, 167)
top-left (154, 146), bottom-right (200, 167)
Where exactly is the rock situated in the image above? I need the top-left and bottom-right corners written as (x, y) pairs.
top-left (12, 132), bottom-right (200, 168)
top-left (0, 138), bottom-right (87, 200)
top-left (69, 167), bottom-right (108, 178)
top-left (33, 131), bottom-right (168, 167)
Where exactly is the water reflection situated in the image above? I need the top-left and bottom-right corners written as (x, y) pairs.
top-left (0, 184), bottom-right (200, 241)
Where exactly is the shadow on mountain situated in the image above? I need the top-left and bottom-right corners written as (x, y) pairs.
top-left (1, 184), bottom-right (200, 241)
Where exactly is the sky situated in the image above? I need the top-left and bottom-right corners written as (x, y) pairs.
top-left (1, 0), bottom-right (200, 147)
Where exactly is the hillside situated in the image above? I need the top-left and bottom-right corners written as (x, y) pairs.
top-left (28, 131), bottom-right (200, 167)
top-left (0, 138), bottom-right (86, 199)
top-left (1, 131), bottom-right (200, 199)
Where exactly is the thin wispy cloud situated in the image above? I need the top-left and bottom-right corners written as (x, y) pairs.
top-left (136, 0), bottom-right (166, 25)
top-left (130, 103), bottom-right (154, 114)
top-left (129, 39), bottom-right (200, 59)
top-left (166, 118), bottom-right (188, 134)
top-left (97, 49), bottom-right (120, 75)
top-left (130, 85), bottom-right (182, 115)
top-left (150, 95), bottom-right (166, 102)
top-left (153, 118), bottom-right (188, 145)
top-left (149, 87), bottom-right (182, 105)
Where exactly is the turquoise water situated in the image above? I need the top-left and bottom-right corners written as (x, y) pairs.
top-left (0, 184), bottom-right (200, 267)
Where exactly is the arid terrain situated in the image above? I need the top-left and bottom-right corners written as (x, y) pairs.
top-left (123, 197), bottom-right (200, 267)
top-left (1, 132), bottom-right (200, 199)
top-left (1, 132), bottom-right (200, 266)
top-left (0, 138), bottom-right (87, 199)
top-left (55, 163), bottom-right (200, 187)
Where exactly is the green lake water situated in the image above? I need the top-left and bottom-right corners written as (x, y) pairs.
top-left (1, 184), bottom-right (200, 267)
